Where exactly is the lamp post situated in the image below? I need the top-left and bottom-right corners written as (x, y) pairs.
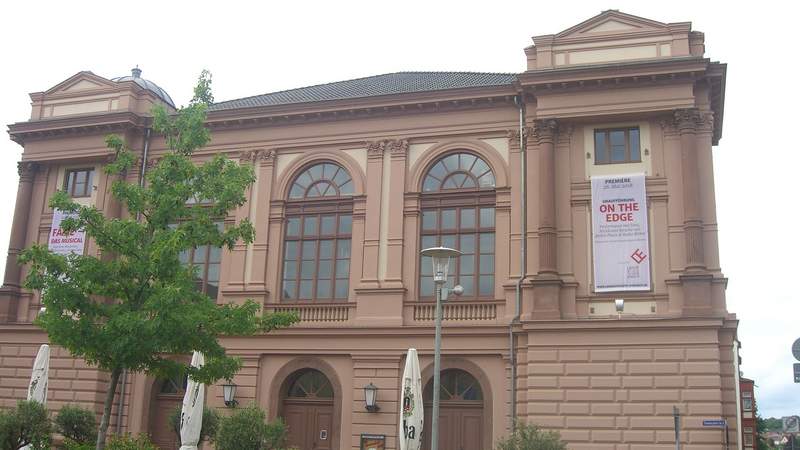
top-left (420, 246), bottom-right (462, 450)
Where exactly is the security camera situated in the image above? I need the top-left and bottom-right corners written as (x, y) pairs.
top-left (451, 285), bottom-right (464, 296)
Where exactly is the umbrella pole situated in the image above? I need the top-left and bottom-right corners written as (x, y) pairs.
top-left (431, 284), bottom-right (443, 450)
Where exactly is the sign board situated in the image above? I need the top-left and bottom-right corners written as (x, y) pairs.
top-left (48, 209), bottom-right (86, 255)
top-left (360, 434), bottom-right (385, 450)
top-left (792, 338), bottom-right (800, 362)
top-left (794, 364), bottom-right (800, 384)
top-left (703, 419), bottom-right (727, 427)
top-left (591, 174), bottom-right (651, 292)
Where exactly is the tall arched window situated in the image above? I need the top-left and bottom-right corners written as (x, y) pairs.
top-left (420, 152), bottom-right (495, 300)
top-left (282, 162), bottom-right (353, 302)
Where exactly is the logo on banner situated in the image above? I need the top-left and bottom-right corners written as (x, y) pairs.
top-left (402, 385), bottom-right (414, 417)
top-left (630, 249), bottom-right (647, 264)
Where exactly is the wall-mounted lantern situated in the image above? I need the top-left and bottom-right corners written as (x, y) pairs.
top-left (222, 381), bottom-right (238, 407)
top-left (364, 382), bottom-right (379, 412)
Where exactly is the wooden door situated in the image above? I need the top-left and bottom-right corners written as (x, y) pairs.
top-left (149, 377), bottom-right (185, 450)
top-left (281, 369), bottom-right (336, 450)
top-left (422, 405), bottom-right (483, 450)
top-left (422, 369), bottom-right (485, 450)
top-left (284, 401), bottom-right (334, 450)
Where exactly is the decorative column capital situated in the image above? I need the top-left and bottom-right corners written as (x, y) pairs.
top-left (506, 127), bottom-right (533, 144)
top-left (366, 139), bottom-right (388, 158)
top-left (673, 108), bottom-right (703, 132)
top-left (533, 119), bottom-right (559, 144)
top-left (386, 139), bottom-right (409, 157)
top-left (17, 161), bottom-right (38, 181)
top-left (239, 149), bottom-right (277, 165)
top-left (366, 139), bottom-right (408, 158)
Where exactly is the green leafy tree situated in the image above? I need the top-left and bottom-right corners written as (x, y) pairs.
top-left (0, 400), bottom-right (52, 450)
top-left (495, 422), bottom-right (567, 450)
top-left (54, 404), bottom-right (97, 446)
top-left (19, 70), bottom-right (297, 450)
top-left (215, 405), bottom-right (288, 450)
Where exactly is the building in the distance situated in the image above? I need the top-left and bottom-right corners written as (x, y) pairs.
top-left (740, 377), bottom-right (757, 449)
top-left (0, 10), bottom-right (738, 450)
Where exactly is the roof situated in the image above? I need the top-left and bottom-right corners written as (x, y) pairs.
top-left (209, 71), bottom-right (517, 111)
top-left (111, 72), bottom-right (175, 108)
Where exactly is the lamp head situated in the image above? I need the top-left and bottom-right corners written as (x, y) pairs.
top-left (421, 246), bottom-right (462, 284)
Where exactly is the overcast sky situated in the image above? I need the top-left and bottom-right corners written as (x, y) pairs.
top-left (0, 0), bottom-right (797, 418)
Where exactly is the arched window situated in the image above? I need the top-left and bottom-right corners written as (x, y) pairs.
top-left (423, 369), bottom-right (483, 402)
top-left (286, 369), bottom-right (334, 399)
top-left (282, 162), bottom-right (353, 301)
top-left (420, 152), bottom-right (495, 300)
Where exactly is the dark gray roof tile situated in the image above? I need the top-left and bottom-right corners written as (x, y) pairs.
top-left (209, 71), bottom-right (517, 111)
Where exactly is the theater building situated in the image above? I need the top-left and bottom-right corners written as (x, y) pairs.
top-left (0, 10), bottom-right (738, 450)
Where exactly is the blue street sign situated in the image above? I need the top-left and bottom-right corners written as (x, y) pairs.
top-left (703, 419), bottom-right (727, 427)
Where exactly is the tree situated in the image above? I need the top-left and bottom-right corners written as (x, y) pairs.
top-left (757, 413), bottom-right (773, 449)
top-left (19, 71), bottom-right (297, 450)
top-left (495, 422), bottom-right (567, 450)
top-left (214, 405), bottom-right (288, 450)
top-left (54, 404), bottom-right (97, 445)
top-left (0, 400), bottom-right (52, 450)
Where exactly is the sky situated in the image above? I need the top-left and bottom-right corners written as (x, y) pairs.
top-left (0, 0), bottom-right (797, 418)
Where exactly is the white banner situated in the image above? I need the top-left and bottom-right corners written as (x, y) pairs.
top-left (591, 174), bottom-right (650, 292)
top-left (48, 209), bottom-right (85, 255)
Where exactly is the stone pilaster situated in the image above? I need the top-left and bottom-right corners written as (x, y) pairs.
top-left (383, 139), bottom-right (409, 288)
top-left (359, 140), bottom-right (386, 288)
top-left (0, 162), bottom-right (39, 322)
top-left (244, 150), bottom-right (276, 300)
top-left (673, 109), bottom-right (714, 316)
top-left (528, 120), bottom-right (562, 320)
top-left (674, 108), bottom-right (705, 272)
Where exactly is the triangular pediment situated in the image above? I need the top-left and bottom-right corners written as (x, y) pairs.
top-left (45, 71), bottom-right (117, 95)
top-left (556, 10), bottom-right (669, 38)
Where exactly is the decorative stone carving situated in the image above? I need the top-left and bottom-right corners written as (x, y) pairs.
top-left (533, 119), bottom-right (559, 143)
top-left (673, 108), bottom-right (703, 132)
top-left (366, 139), bottom-right (408, 157)
top-left (366, 140), bottom-right (388, 156)
top-left (506, 127), bottom-right (532, 143)
top-left (17, 161), bottom-right (38, 181)
top-left (386, 139), bottom-right (409, 156)
top-left (239, 149), bottom-right (276, 163)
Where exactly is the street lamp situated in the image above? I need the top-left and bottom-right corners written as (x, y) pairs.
top-left (420, 246), bottom-right (463, 450)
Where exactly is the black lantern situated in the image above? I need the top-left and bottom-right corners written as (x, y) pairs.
top-left (222, 381), bottom-right (238, 407)
top-left (364, 382), bottom-right (379, 412)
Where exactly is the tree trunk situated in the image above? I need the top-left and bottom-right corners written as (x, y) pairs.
top-left (96, 368), bottom-right (122, 450)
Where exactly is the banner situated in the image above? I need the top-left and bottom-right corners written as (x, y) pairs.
top-left (48, 209), bottom-right (85, 255)
top-left (591, 174), bottom-right (650, 292)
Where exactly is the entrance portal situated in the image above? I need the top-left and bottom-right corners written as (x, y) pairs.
top-left (422, 369), bottom-right (484, 450)
top-left (281, 369), bottom-right (334, 450)
top-left (148, 376), bottom-right (186, 450)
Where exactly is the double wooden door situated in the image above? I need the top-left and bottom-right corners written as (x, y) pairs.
top-left (422, 403), bottom-right (483, 450)
top-left (283, 400), bottom-right (334, 450)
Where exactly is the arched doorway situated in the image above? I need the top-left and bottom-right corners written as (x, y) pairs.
top-left (422, 369), bottom-right (484, 450)
top-left (281, 369), bottom-right (334, 450)
top-left (148, 376), bottom-right (186, 450)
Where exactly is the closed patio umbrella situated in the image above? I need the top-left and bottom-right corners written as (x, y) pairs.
top-left (179, 351), bottom-right (205, 450)
top-left (399, 348), bottom-right (423, 450)
top-left (21, 344), bottom-right (50, 450)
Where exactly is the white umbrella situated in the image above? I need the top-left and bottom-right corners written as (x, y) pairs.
top-left (399, 348), bottom-right (423, 450)
top-left (179, 352), bottom-right (205, 450)
top-left (21, 344), bottom-right (50, 450)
